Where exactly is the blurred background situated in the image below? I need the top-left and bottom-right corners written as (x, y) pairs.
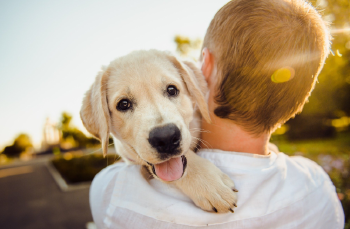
top-left (0, 0), bottom-right (349, 228)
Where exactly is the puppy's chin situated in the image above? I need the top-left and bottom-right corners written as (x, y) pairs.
top-left (145, 155), bottom-right (187, 182)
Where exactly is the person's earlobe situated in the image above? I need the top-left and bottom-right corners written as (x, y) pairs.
top-left (201, 48), bottom-right (214, 85)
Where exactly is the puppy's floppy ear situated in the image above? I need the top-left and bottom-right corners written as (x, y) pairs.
top-left (80, 68), bottom-right (111, 156)
top-left (167, 55), bottom-right (211, 124)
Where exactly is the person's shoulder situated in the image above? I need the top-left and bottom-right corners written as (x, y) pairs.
top-left (268, 153), bottom-right (344, 228)
top-left (272, 153), bottom-right (336, 205)
top-left (287, 154), bottom-right (322, 170)
top-left (279, 153), bottom-right (331, 183)
top-left (277, 153), bottom-right (340, 211)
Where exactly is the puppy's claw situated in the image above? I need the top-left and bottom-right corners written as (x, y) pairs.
top-left (232, 188), bottom-right (239, 192)
top-left (233, 203), bottom-right (237, 207)
top-left (229, 208), bottom-right (234, 213)
top-left (213, 207), bottom-right (218, 213)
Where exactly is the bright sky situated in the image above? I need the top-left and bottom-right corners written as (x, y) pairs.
top-left (0, 0), bottom-right (230, 150)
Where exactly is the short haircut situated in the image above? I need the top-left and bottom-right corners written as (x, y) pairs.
top-left (202, 0), bottom-right (330, 134)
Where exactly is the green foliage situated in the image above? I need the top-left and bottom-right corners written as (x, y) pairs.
top-left (286, 0), bottom-right (350, 138)
top-left (1, 134), bottom-right (32, 158)
top-left (51, 153), bottom-right (120, 184)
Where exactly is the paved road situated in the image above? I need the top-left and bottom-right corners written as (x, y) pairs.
top-left (0, 161), bottom-right (93, 229)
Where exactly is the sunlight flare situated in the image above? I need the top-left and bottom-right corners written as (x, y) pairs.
top-left (330, 27), bottom-right (350, 34)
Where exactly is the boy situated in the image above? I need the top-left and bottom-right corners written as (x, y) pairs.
top-left (90, 0), bottom-right (344, 228)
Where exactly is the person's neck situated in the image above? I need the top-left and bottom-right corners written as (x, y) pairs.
top-left (198, 55), bottom-right (270, 155)
top-left (200, 115), bottom-right (270, 155)
top-left (199, 92), bottom-right (270, 155)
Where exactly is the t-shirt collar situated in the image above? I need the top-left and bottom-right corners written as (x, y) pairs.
top-left (197, 148), bottom-right (278, 169)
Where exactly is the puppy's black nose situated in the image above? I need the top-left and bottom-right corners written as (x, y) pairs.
top-left (148, 124), bottom-right (181, 155)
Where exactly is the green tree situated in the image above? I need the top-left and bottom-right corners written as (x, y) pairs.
top-left (285, 0), bottom-right (350, 138)
top-left (303, 0), bottom-right (350, 116)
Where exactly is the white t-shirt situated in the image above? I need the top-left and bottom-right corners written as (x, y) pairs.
top-left (90, 149), bottom-right (344, 229)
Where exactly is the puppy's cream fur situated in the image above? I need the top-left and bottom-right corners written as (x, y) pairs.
top-left (81, 50), bottom-right (237, 213)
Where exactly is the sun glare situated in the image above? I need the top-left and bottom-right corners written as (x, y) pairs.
top-left (330, 27), bottom-right (350, 34)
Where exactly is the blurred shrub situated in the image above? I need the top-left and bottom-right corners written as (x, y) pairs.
top-left (1, 134), bottom-right (33, 158)
top-left (286, 115), bottom-right (336, 140)
top-left (51, 153), bottom-right (120, 184)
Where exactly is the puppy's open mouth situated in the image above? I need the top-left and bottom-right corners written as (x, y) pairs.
top-left (147, 155), bottom-right (187, 182)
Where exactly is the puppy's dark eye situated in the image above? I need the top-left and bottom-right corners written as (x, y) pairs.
top-left (167, 85), bottom-right (178, 96)
top-left (117, 99), bottom-right (132, 111)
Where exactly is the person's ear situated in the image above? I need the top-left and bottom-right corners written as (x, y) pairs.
top-left (201, 48), bottom-right (214, 86)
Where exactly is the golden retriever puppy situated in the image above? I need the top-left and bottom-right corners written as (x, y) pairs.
top-left (80, 50), bottom-right (237, 213)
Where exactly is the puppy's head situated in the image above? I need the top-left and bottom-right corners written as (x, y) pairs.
top-left (80, 50), bottom-right (210, 181)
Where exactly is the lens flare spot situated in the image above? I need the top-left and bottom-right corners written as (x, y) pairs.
top-left (271, 67), bottom-right (295, 83)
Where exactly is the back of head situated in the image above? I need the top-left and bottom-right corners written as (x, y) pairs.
top-left (203, 0), bottom-right (330, 134)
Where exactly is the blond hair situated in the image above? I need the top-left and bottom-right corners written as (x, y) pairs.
top-left (203, 0), bottom-right (330, 134)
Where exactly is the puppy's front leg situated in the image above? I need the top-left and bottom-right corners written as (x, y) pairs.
top-left (174, 151), bottom-right (238, 213)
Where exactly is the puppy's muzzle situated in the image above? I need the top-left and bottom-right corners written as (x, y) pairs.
top-left (148, 124), bottom-right (181, 158)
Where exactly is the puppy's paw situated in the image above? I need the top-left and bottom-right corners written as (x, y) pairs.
top-left (190, 170), bottom-right (238, 213)
top-left (175, 151), bottom-right (238, 213)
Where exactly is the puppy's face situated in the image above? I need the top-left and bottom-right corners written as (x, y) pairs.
top-left (81, 50), bottom-right (210, 182)
top-left (107, 52), bottom-right (194, 166)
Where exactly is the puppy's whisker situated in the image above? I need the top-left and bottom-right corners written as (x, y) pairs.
top-left (190, 129), bottom-right (211, 134)
top-left (190, 127), bottom-right (211, 132)
top-left (199, 139), bottom-right (212, 149)
top-left (192, 136), bottom-right (212, 149)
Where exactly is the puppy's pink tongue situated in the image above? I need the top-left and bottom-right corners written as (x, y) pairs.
top-left (154, 157), bottom-right (183, 181)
